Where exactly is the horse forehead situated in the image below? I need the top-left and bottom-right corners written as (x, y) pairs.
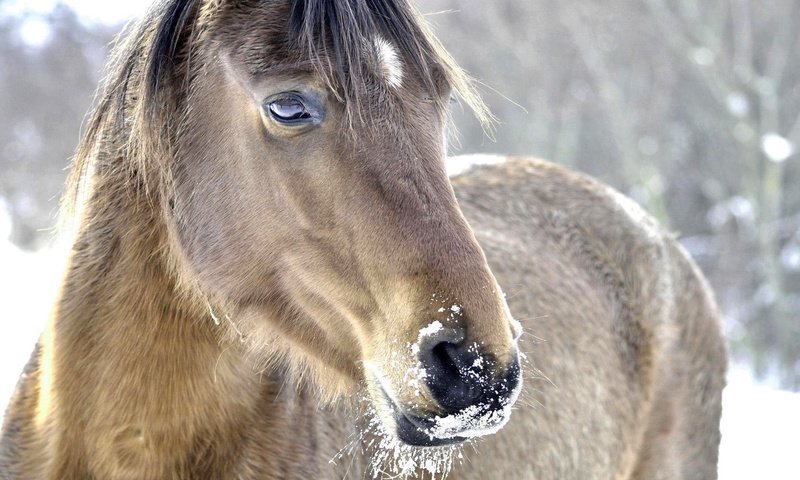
top-left (373, 36), bottom-right (403, 89)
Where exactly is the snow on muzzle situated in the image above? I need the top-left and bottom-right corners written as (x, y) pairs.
top-left (372, 320), bottom-right (522, 447)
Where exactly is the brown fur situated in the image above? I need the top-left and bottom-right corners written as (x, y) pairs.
top-left (0, 1), bottom-right (726, 478)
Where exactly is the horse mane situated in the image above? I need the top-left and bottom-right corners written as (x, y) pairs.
top-left (62, 0), bottom-right (491, 223)
top-left (62, 0), bottom-right (200, 223)
top-left (288, 0), bottom-right (489, 121)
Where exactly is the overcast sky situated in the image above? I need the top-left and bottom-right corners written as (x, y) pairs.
top-left (1, 0), bottom-right (152, 46)
top-left (2, 0), bottom-right (150, 25)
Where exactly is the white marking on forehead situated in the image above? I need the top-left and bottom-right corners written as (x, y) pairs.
top-left (374, 36), bottom-right (403, 88)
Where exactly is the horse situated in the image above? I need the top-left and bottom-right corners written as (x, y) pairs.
top-left (0, 0), bottom-right (726, 478)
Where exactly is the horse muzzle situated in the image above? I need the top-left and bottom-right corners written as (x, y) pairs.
top-left (369, 342), bottom-right (522, 447)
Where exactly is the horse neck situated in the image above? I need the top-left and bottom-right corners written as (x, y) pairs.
top-left (42, 177), bottom-right (277, 476)
top-left (36, 166), bottom-right (364, 478)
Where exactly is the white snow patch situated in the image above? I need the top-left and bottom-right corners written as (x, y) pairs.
top-left (445, 154), bottom-right (507, 177)
top-left (418, 320), bottom-right (444, 338)
top-left (427, 403), bottom-right (510, 440)
top-left (0, 238), bottom-right (65, 419)
top-left (471, 356), bottom-right (484, 370)
top-left (404, 362), bottom-right (428, 393)
top-left (718, 366), bottom-right (800, 480)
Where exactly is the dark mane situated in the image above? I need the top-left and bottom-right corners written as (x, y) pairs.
top-left (148, 0), bottom-right (199, 107)
top-left (65, 0), bottom-right (203, 216)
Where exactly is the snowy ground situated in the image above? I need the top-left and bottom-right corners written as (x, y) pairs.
top-left (0, 225), bottom-right (798, 478)
top-left (719, 367), bottom-right (800, 480)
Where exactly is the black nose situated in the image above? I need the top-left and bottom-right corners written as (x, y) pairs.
top-left (420, 338), bottom-right (520, 414)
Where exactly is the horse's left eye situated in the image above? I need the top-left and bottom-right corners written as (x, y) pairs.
top-left (268, 95), bottom-right (311, 122)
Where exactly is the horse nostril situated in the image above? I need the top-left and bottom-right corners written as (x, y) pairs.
top-left (422, 339), bottom-right (485, 412)
top-left (431, 342), bottom-right (464, 380)
top-left (421, 337), bottom-right (522, 415)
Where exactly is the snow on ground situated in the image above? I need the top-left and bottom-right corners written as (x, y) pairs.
top-left (0, 237), bottom-right (64, 412)
top-left (445, 153), bottom-right (509, 177)
top-left (0, 226), bottom-right (798, 478)
top-left (719, 367), bottom-right (800, 480)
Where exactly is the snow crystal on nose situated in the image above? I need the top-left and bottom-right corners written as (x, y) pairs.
top-left (427, 403), bottom-right (511, 440)
top-left (418, 320), bottom-right (444, 338)
top-left (411, 320), bottom-right (445, 355)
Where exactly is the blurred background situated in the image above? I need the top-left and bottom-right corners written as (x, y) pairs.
top-left (0, 0), bottom-right (797, 477)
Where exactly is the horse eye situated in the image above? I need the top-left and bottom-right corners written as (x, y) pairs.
top-left (267, 95), bottom-right (312, 123)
